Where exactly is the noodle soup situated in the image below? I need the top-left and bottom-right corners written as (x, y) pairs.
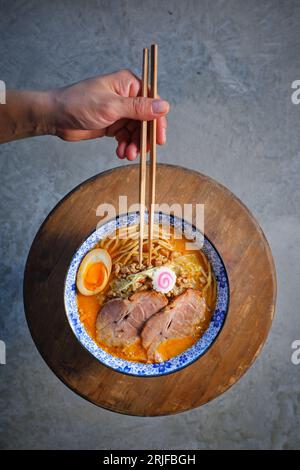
top-left (76, 224), bottom-right (216, 363)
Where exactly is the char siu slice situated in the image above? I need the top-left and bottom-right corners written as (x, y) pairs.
top-left (141, 288), bottom-right (207, 362)
top-left (96, 291), bottom-right (167, 348)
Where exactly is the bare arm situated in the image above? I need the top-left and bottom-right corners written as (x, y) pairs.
top-left (0, 90), bottom-right (54, 143)
top-left (0, 70), bottom-right (169, 161)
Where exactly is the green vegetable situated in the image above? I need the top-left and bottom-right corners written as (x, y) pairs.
top-left (112, 266), bottom-right (157, 294)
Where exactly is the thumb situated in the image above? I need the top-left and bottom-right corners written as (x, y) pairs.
top-left (116, 96), bottom-right (169, 121)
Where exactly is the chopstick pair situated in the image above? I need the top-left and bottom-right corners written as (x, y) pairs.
top-left (138, 44), bottom-right (158, 267)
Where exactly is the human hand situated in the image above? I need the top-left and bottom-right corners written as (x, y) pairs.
top-left (49, 70), bottom-right (169, 160)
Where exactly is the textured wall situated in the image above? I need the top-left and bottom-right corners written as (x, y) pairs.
top-left (0, 0), bottom-right (300, 450)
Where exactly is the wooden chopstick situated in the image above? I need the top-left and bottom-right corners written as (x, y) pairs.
top-left (138, 48), bottom-right (149, 267)
top-left (148, 43), bottom-right (158, 266)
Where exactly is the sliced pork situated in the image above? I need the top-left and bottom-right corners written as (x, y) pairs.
top-left (141, 288), bottom-right (207, 362)
top-left (96, 291), bottom-right (167, 348)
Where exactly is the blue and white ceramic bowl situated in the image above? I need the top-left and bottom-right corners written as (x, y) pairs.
top-left (64, 212), bottom-right (229, 377)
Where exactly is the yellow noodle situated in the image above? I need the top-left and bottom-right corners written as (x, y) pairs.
top-left (203, 264), bottom-right (212, 294)
top-left (198, 249), bottom-right (209, 270)
top-left (107, 238), bottom-right (119, 254)
top-left (153, 240), bottom-right (170, 251)
top-left (104, 238), bottom-right (117, 250)
top-left (114, 246), bottom-right (139, 263)
top-left (199, 266), bottom-right (208, 278)
top-left (122, 250), bottom-right (136, 265)
top-left (117, 225), bottom-right (139, 238)
top-left (113, 240), bottom-right (139, 258)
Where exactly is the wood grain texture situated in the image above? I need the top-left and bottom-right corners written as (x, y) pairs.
top-left (23, 164), bottom-right (276, 416)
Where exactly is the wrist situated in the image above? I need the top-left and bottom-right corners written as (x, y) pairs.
top-left (33, 90), bottom-right (57, 136)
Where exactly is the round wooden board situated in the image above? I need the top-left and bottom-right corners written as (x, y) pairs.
top-left (24, 164), bottom-right (276, 416)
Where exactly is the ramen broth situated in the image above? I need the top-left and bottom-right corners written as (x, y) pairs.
top-left (77, 227), bottom-right (216, 362)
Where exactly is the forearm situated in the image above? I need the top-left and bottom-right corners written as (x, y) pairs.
top-left (0, 71), bottom-right (169, 159)
top-left (0, 90), bottom-right (55, 143)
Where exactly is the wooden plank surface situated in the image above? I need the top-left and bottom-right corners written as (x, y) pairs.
top-left (23, 164), bottom-right (276, 416)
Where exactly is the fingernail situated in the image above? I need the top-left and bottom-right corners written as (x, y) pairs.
top-left (152, 99), bottom-right (169, 115)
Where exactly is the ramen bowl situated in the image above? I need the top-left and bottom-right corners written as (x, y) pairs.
top-left (64, 212), bottom-right (229, 377)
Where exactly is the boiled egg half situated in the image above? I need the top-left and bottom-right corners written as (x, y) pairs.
top-left (76, 248), bottom-right (112, 296)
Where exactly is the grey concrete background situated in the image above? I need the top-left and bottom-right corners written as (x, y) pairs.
top-left (0, 0), bottom-right (299, 450)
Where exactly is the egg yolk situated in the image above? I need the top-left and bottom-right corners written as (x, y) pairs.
top-left (84, 262), bottom-right (107, 291)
